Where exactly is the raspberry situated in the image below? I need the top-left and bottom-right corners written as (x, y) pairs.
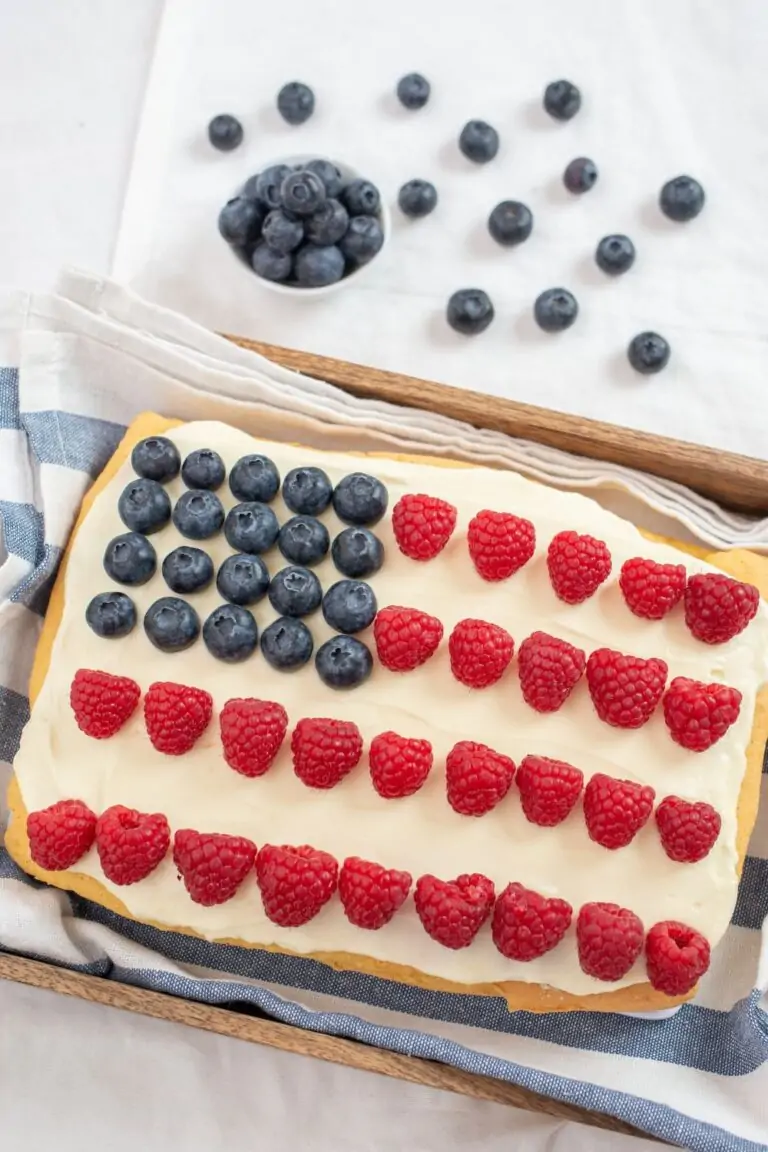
top-left (70, 669), bottom-right (140, 739)
top-left (448, 618), bottom-right (514, 688)
top-left (619, 557), bottom-right (686, 620)
top-left (655, 796), bottom-right (721, 863)
top-left (391, 493), bottom-right (457, 560)
top-left (586, 648), bottom-right (667, 729)
top-left (662, 676), bottom-right (742, 752)
top-left (414, 872), bottom-right (495, 949)
top-left (684, 573), bottom-right (759, 644)
top-left (291, 717), bottom-right (363, 788)
top-left (27, 799), bottom-right (97, 871)
top-left (645, 920), bottom-right (710, 995)
top-left (577, 902), bottom-right (644, 981)
top-left (491, 882), bottom-right (573, 961)
top-left (144, 681), bottom-right (213, 755)
top-left (173, 829), bottom-right (257, 905)
top-left (516, 755), bottom-right (584, 827)
top-left (219, 698), bottom-right (288, 777)
top-left (339, 856), bottom-right (412, 929)
top-left (256, 843), bottom-right (338, 926)
top-left (373, 605), bottom-right (443, 672)
top-left (369, 731), bottom-right (433, 798)
top-left (583, 773), bottom-right (655, 849)
top-left (445, 740), bottom-right (515, 816)
top-left (95, 805), bottom-right (170, 885)
top-left (517, 631), bottom-right (586, 712)
top-left (467, 509), bottom-right (535, 581)
top-left (547, 530), bottom-right (611, 604)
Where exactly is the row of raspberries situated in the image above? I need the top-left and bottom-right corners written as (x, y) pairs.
top-left (391, 494), bottom-right (759, 645)
top-left (26, 798), bottom-right (709, 996)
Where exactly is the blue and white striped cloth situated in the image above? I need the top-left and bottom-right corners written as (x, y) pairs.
top-left (1, 273), bottom-right (767, 1152)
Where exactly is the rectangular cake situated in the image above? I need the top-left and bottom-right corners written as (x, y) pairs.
top-left (7, 413), bottom-right (768, 1012)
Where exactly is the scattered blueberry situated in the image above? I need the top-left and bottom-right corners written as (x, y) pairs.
top-left (446, 288), bottom-right (494, 336)
top-left (229, 454), bottom-right (280, 503)
top-left (281, 170), bottom-right (326, 216)
top-left (305, 159), bottom-right (344, 198)
top-left (217, 553), bottom-right (270, 606)
top-left (251, 242), bottom-right (293, 282)
top-left (305, 198), bottom-right (349, 245)
top-left (543, 80), bottom-right (581, 121)
top-left (261, 616), bottom-right (313, 671)
top-left (262, 209), bottom-right (304, 254)
top-left (208, 114), bottom-right (243, 151)
top-left (203, 604), bottom-right (258, 663)
top-left (322, 580), bottom-right (377, 634)
top-left (282, 466), bottom-right (333, 515)
top-left (268, 565), bottom-right (322, 617)
top-left (118, 478), bottom-right (171, 535)
top-left (103, 532), bottom-right (156, 586)
top-left (172, 491), bottom-right (225, 540)
top-left (162, 546), bottom-right (214, 594)
top-left (224, 502), bottom-right (279, 554)
top-left (252, 165), bottom-right (292, 211)
top-left (627, 332), bottom-right (670, 375)
top-left (331, 527), bottom-right (384, 578)
top-left (131, 436), bottom-right (181, 483)
top-left (86, 591), bottom-right (136, 639)
top-left (332, 473), bottom-right (388, 526)
top-left (181, 448), bottom-right (226, 490)
top-left (315, 635), bottom-right (373, 690)
top-left (218, 197), bottom-right (265, 246)
top-left (396, 72), bottom-right (430, 110)
top-left (278, 515), bottom-right (330, 566)
top-left (340, 179), bottom-right (381, 217)
top-left (277, 81), bottom-right (315, 125)
top-left (295, 244), bottom-right (345, 287)
top-left (659, 176), bottom-right (705, 222)
top-left (144, 597), bottom-right (200, 653)
top-left (339, 217), bottom-right (384, 265)
top-left (563, 158), bottom-right (598, 194)
top-left (488, 201), bottom-right (533, 247)
top-left (458, 120), bottom-right (499, 164)
top-left (534, 288), bottom-right (578, 333)
top-left (595, 234), bottom-right (636, 276)
top-left (398, 180), bottom-right (438, 218)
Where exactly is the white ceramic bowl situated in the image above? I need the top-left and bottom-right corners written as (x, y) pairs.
top-left (236, 154), bottom-right (390, 298)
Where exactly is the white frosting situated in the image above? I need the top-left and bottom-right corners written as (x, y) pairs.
top-left (13, 422), bottom-right (768, 995)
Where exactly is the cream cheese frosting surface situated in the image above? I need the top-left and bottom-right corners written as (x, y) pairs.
top-left (13, 421), bottom-right (768, 996)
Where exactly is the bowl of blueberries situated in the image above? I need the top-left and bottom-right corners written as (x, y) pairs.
top-left (218, 155), bottom-right (390, 294)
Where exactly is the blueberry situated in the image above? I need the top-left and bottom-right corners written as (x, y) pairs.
top-left (488, 201), bottom-right (533, 247)
top-left (295, 243), bottom-right (345, 287)
top-left (339, 217), bottom-right (384, 266)
top-left (627, 332), bottom-right (670, 375)
top-left (459, 120), bottom-right (499, 164)
top-left (305, 199), bottom-right (349, 245)
top-left (172, 491), bottom-right (225, 540)
top-left (162, 546), bottom-right (214, 594)
top-left (181, 448), bottom-right (226, 490)
top-left (398, 180), bottom-right (438, 219)
top-left (144, 597), bottom-right (200, 653)
top-left (268, 565), bottom-right (322, 617)
top-left (278, 515), bottom-right (330, 566)
top-left (543, 80), bottom-right (581, 121)
top-left (261, 209), bottom-right (304, 254)
top-left (203, 604), bottom-right (258, 663)
top-left (322, 580), bottom-right (377, 634)
top-left (563, 158), bottom-right (598, 194)
top-left (282, 466), bottom-right (333, 515)
top-left (261, 616), bottom-right (313, 671)
top-left (332, 473), bottom-right (388, 525)
top-left (251, 243), bottom-right (293, 282)
top-left (305, 159), bottom-right (344, 198)
top-left (277, 81), bottom-right (315, 125)
top-left (217, 553), bottom-right (270, 606)
top-left (131, 436), bottom-right (181, 483)
top-left (331, 527), bottom-right (384, 578)
top-left (659, 176), bottom-right (705, 222)
top-left (315, 635), bottom-right (373, 690)
top-left (224, 502), bottom-right (279, 554)
top-left (595, 234), bottom-right (636, 276)
top-left (86, 591), bottom-right (136, 639)
top-left (340, 179), bottom-right (381, 217)
top-left (103, 532), bottom-right (156, 586)
top-left (208, 114), bottom-right (243, 151)
top-left (281, 171), bottom-right (326, 216)
top-left (218, 197), bottom-right (265, 246)
top-left (229, 454), bottom-right (280, 502)
top-left (252, 165), bottom-right (292, 211)
top-left (446, 288), bottom-right (494, 336)
top-left (396, 72), bottom-right (430, 110)
top-left (118, 478), bottom-right (171, 535)
top-left (534, 288), bottom-right (578, 333)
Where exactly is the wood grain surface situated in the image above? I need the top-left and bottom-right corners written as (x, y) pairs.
top-left (229, 336), bottom-right (768, 516)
